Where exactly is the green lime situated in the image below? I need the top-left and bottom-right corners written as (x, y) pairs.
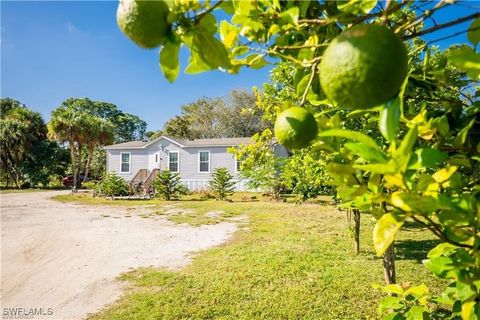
top-left (319, 24), bottom-right (408, 109)
top-left (274, 107), bottom-right (318, 150)
top-left (117, 0), bottom-right (170, 49)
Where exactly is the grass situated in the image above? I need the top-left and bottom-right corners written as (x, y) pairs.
top-left (0, 187), bottom-right (64, 194)
top-left (70, 194), bottom-right (447, 320)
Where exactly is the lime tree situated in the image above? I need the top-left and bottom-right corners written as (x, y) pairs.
top-left (319, 24), bottom-right (408, 109)
top-left (274, 107), bottom-right (318, 150)
top-left (117, 0), bottom-right (170, 49)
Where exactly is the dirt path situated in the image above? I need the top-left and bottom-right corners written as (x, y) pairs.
top-left (1, 191), bottom-right (237, 319)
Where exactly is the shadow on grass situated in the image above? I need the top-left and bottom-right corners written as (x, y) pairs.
top-left (401, 220), bottom-right (429, 231)
top-left (395, 239), bottom-right (441, 262)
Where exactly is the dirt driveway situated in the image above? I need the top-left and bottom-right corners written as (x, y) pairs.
top-left (1, 191), bottom-right (237, 319)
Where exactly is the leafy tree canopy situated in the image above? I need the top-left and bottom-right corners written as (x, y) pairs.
top-left (149, 89), bottom-right (269, 140)
top-left (0, 98), bottom-right (69, 188)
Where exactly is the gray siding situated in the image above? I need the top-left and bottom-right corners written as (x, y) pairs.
top-left (106, 137), bottom-right (288, 191)
top-left (107, 149), bottom-right (149, 181)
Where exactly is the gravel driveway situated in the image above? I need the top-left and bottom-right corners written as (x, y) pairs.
top-left (1, 191), bottom-right (237, 319)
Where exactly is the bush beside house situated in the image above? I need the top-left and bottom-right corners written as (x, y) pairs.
top-left (209, 167), bottom-right (235, 200)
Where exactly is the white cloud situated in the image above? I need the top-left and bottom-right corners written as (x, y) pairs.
top-left (66, 22), bottom-right (76, 32)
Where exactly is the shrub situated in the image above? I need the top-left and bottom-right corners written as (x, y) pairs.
top-left (47, 175), bottom-right (64, 188)
top-left (95, 172), bottom-right (129, 197)
top-left (82, 180), bottom-right (98, 190)
top-left (152, 170), bottom-right (187, 200)
top-left (209, 167), bottom-right (235, 200)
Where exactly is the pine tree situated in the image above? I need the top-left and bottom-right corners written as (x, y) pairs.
top-left (153, 170), bottom-right (187, 200)
top-left (209, 167), bottom-right (236, 200)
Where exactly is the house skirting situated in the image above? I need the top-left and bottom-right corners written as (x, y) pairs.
top-left (180, 179), bottom-right (253, 192)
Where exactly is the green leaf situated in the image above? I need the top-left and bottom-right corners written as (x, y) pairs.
top-left (159, 40), bottom-right (180, 83)
top-left (448, 45), bottom-right (480, 80)
top-left (336, 186), bottom-right (359, 201)
top-left (318, 129), bottom-right (380, 150)
top-left (296, 74), bottom-right (311, 99)
top-left (454, 117), bottom-right (475, 147)
top-left (432, 166), bottom-right (458, 183)
top-left (404, 284), bottom-right (429, 300)
top-left (245, 54), bottom-right (268, 69)
top-left (279, 7), bottom-right (299, 25)
top-left (185, 50), bottom-right (212, 74)
top-left (220, 21), bottom-right (238, 48)
top-left (345, 142), bottom-right (387, 163)
top-left (219, 1), bottom-right (235, 14)
top-left (391, 192), bottom-right (439, 214)
top-left (373, 212), bottom-right (405, 256)
top-left (396, 126), bottom-right (418, 157)
top-left (198, 13), bottom-right (218, 35)
top-left (191, 31), bottom-right (230, 70)
top-left (405, 306), bottom-right (429, 320)
top-left (408, 148), bottom-right (448, 170)
top-left (374, 283), bottom-right (404, 295)
top-left (430, 115), bottom-right (449, 137)
top-left (423, 256), bottom-right (456, 278)
top-left (384, 312), bottom-right (405, 320)
top-left (447, 153), bottom-right (471, 168)
top-left (379, 296), bottom-right (404, 310)
top-left (368, 173), bottom-right (381, 193)
top-left (354, 163), bottom-right (397, 174)
top-left (461, 300), bottom-right (477, 320)
top-left (457, 282), bottom-right (477, 301)
top-left (394, 126), bottom-right (418, 172)
top-left (416, 174), bottom-right (438, 193)
top-left (267, 24), bottom-right (281, 40)
top-left (427, 243), bottom-right (458, 258)
top-left (379, 96), bottom-right (401, 142)
top-left (467, 17), bottom-right (480, 47)
top-left (326, 162), bottom-right (355, 175)
top-left (233, 0), bottom-right (257, 15)
top-left (338, 0), bottom-right (377, 15)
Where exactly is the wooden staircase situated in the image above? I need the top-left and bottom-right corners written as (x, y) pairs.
top-left (129, 169), bottom-right (149, 194)
top-left (142, 168), bottom-right (160, 195)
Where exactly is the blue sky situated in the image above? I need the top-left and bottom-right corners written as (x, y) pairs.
top-left (1, 1), bottom-right (478, 131)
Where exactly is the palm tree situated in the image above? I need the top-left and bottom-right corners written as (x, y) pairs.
top-left (82, 116), bottom-right (114, 183)
top-left (0, 101), bottom-right (46, 188)
top-left (0, 119), bottom-right (29, 187)
top-left (48, 107), bottom-right (85, 190)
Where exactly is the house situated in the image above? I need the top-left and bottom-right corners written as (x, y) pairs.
top-left (104, 136), bottom-right (288, 191)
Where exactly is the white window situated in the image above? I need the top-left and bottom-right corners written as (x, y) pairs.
top-left (168, 151), bottom-right (179, 172)
top-left (120, 153), bottom-right (130, 173)
top-left (198, 151), bottom-right (210, 173)
top-left (235, 157), bottom-right (242, 173)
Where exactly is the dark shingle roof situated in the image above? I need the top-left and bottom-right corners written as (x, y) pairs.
top-left (105, 136), bottom-right (252, 149)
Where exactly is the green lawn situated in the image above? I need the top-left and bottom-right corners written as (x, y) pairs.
top-left (55, 194), bottom-right (444, 319)
top-left (0, 187), bottom-right (64, 194)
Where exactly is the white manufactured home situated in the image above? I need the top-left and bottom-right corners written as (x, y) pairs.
top-left (105, 136), bottom-right (288, 191)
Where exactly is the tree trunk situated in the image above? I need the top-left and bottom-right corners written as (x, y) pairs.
top-left (383, 242), bottom-right (396, 284)
top-left (77, 143), bottom-right (83, 189)
top-left (69, 142), bottom-right (77, 193)
top-left (6, 151), bottom-right (21, 188)
top-left (83, 145), bottom-right (95, 183)
top-left (346, 209), bottom-right (361, 254)
top-left (353, 209), bottom-right (361, 255)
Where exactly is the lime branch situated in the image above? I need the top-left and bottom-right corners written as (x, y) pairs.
top-left (403, 11), bottom-right (480, 39)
